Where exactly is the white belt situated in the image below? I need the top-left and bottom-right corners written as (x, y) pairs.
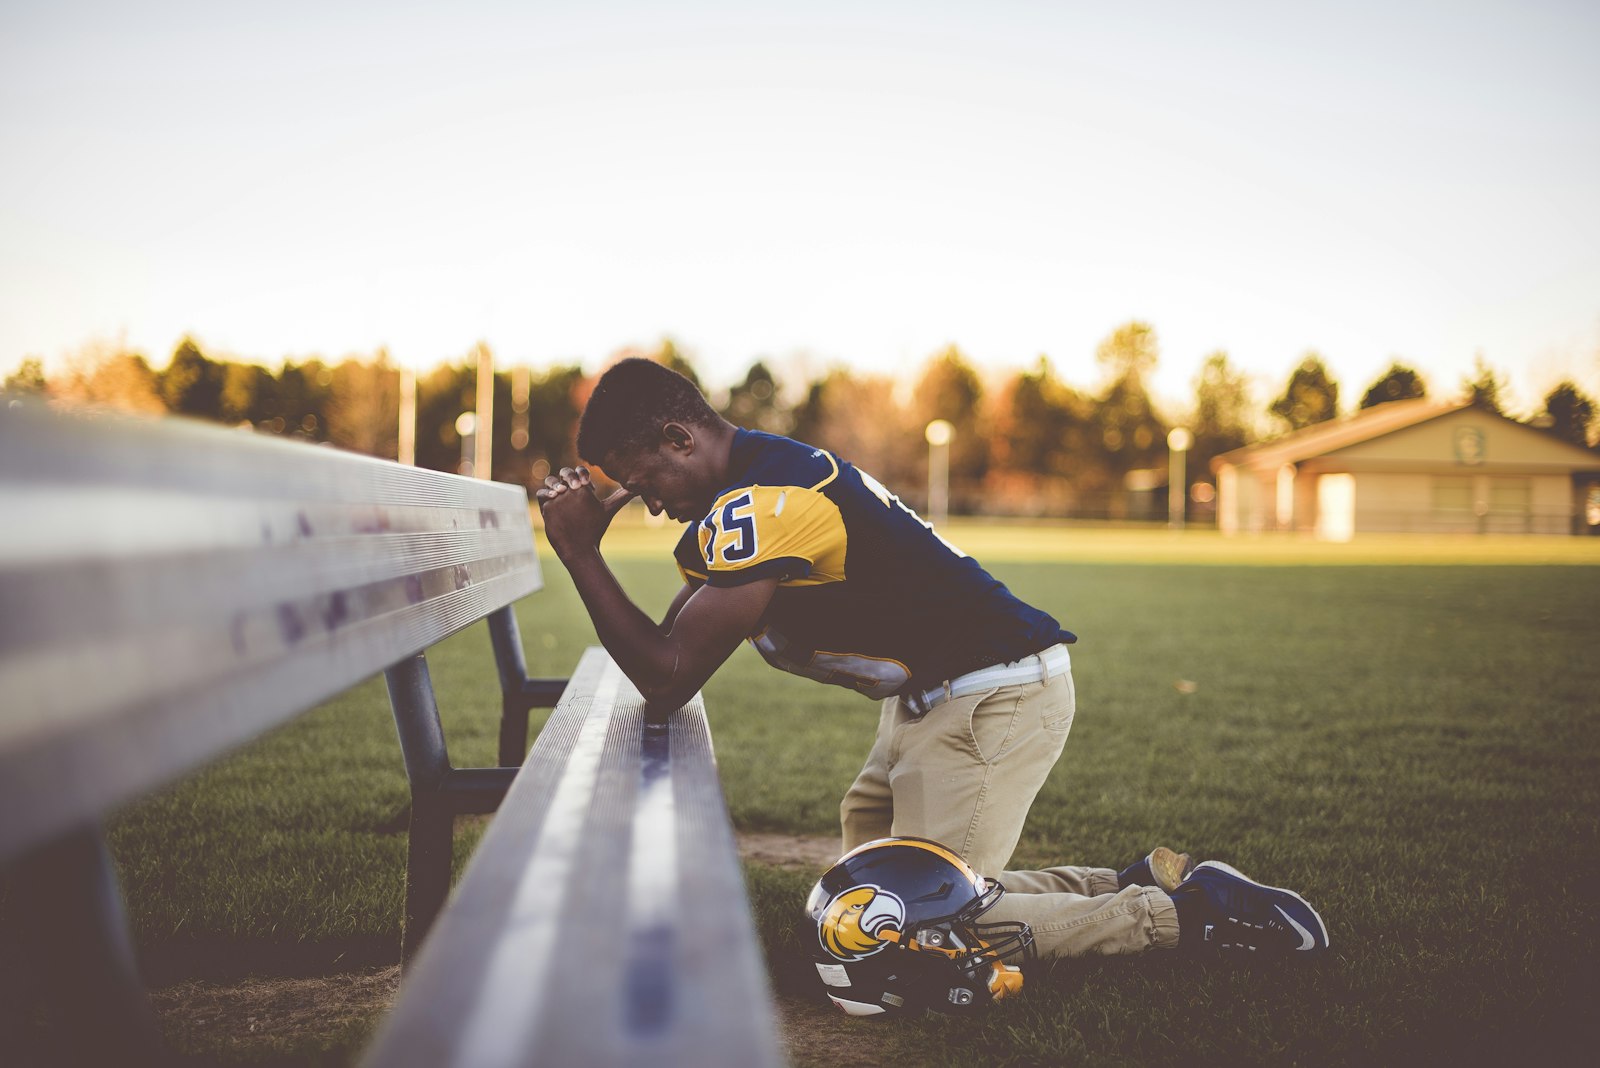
top-left (904, 643), bottom-right (1073, 716)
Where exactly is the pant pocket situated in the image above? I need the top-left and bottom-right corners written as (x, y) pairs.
top-left (964, 687), bottom-right (1018, 764)
top-left (1041, 671), bottom-right (1076, 735)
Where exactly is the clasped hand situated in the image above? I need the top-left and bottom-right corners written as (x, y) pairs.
top-left (534, 466), bottom-right (636, 559)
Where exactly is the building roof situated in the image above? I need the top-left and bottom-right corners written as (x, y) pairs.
top-left (1213, 398), bottom-right (1481, 472)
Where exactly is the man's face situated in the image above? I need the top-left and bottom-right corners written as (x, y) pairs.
top-left (603, 441), bottom-right (716, 524)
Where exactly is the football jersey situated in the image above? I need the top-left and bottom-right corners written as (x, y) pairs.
top-left (672, 430), bottom-right (1076, 700)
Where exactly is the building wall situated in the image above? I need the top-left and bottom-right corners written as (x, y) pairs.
top-left (1531, 476), bottom-right (1578, 534)
top-left (1342, 471), bottom-right (1575, 534)
top-left (1353, 472), bottom-right (1433, 532)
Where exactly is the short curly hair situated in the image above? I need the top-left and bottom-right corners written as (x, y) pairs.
top-left (577, 357), bottom-right (719, 464)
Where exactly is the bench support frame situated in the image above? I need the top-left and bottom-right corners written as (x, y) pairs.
top-left (384, 605), bottom-right (566, 963)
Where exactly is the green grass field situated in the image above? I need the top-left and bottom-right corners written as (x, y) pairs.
top-left (103, 523), bottom-right (1600, 1065)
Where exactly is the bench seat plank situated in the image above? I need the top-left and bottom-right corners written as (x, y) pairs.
top-left (364, 648), bottom-right (783, 1068)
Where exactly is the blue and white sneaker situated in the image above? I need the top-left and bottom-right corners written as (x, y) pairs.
top-left (1170, 861), bottom-right (1330, 954)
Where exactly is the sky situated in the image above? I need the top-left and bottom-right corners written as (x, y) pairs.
top-left (2, 0), bottom-right (1597, 418)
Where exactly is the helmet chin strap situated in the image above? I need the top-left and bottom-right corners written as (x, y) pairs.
top-left (986, 961), bottom-right (1025, 999)
top-left (878, 928), bottom-right (1027, 1001)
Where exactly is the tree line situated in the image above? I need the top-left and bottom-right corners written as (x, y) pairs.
top-left (5, 325), bottom-right (1596, 520)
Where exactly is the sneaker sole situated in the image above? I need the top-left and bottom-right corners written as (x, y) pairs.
top-left (1150, 847), bottom-right (1193, 892)
top-left (1194, 860), bottom-right (1331, 951)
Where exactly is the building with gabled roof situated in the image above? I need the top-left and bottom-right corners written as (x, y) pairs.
top-left (1211, 398), bottom-right (1600, 539)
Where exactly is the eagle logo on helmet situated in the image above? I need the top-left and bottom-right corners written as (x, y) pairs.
top-left (818, 884), bottom-right (906, 961)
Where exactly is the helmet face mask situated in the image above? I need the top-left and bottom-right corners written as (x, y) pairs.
top-left (805, 837), bottom-right (1035, 1016)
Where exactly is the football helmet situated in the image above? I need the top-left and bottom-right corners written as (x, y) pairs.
top-left (804, 836), bottom-right (1034, 1016)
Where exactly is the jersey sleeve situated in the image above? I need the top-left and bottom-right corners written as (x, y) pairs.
top-left (693, 485), bottom-right (845, 588)
top-left (674, 523), bottom-right (710, 586)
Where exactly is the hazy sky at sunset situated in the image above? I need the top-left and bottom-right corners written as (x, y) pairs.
top-left (3, 1), bottom-right (1597, 416)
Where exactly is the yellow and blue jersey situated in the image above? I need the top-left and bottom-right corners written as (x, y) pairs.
top-left (673, 430), bottom-right (1075, 700)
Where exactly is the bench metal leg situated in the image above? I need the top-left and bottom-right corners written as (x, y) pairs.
top-left (487, 606), bottom-right (568, 766)
top-left (402, 800), bottom-right (454, 968)
top-left (386, 624), bottom-right (572, 968)
top-left (497, 700), bottom-right (531, 771)
top-left (4, 825), bottom-right (166, 1066)
top-left (385, 654), bottom-right (453, 969)
top-left (386, 652), bottom-right (522, 968)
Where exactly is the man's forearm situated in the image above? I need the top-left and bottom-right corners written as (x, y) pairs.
top-left (559, 547), bottom-right (691, 707)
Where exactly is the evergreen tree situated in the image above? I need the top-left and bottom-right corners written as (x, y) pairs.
top-left (160, 337), bottom-right (227, 419)
top-left (911, 346), bottom-right (989, 492)
top-left (1270, 353), bottom-right (1340, 432)
top-left (1461, 354), bottom-right (1509, 414)
top-left (1091, 322), bottom-right (1166, 516)
top-left (1541, 381), bottom-right (1596, 449)
top-left (721, 360), bottom-right (790, 435)
top-left (987, 358), bottom-right (1094, 515)
top-left (528, 364), bottom-right (585, 471)
top-left (655, 338), bottom-right (702, 391)
top-left (221, 361), bottom-right (274, 426)
top-left (1189, 350), bottom-right (1255, 476)
top-left (272, 358), bottom-right (335, 442)
top-left (2, 357), bottom-right (47, 396)
top-left (1359, 362), bottom-right (1428, 409)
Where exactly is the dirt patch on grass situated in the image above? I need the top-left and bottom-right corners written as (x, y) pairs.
top-left (150, 967), bottom-right (399, 1064)
top-left (150, 972), bottom-right (894, 1068)
top-left (146, 834), bottom-right (852, 1064)
top-left (775, 993), bottom-right (909, 1067)
top-left (737, 830), bottom-right (842, 873)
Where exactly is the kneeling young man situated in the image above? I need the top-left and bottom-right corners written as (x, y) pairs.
top-left (536, 358), bottom-right (1328, 961)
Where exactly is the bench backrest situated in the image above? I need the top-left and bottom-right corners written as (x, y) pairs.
top-left (0, 404), bottom-right (541, 863)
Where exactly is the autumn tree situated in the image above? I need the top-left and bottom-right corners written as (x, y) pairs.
top-left (1359, 362), bottom-right (1428, 409)
top-left (790, 368), bottom-right (916, 491)
top-left (327, 351), bottom-right (400, 458)
top-left (988, 358), bottom-right (1093, 515)
top-left (1541, 381), bottom-right (1596, 449)
top-left (52, 343), bottom-right (166, 415)
top-left (1270, 353), bottom-right (1340, 432)
top-left (1096, 320), bottom-right (1159, 382)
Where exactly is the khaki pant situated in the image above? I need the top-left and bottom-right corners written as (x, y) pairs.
top-left (839, 658), bottom-right (1179, 958)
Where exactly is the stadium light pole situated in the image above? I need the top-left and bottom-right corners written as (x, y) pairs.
top-left (925, 419), bottom-right (954, 528)
top-left (473, 343), bottom-right (494, 480)
top-left (456, 411), bottom-right (477, 477)
top-left (398, 365), bottom-right (417, 466)
top-left (1167, 427), bottom-right (1192, 530)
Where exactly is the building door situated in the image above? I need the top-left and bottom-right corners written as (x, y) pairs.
top-left (1487, 477), bottom-right (1532, 533)
top-left (1316, 473), bottom-right (1355, 542)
